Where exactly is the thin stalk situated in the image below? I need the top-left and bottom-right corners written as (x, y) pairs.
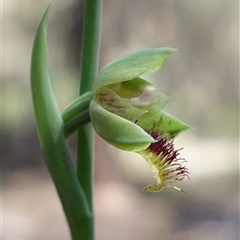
top-left (76, 0), bottom-right (102, 237)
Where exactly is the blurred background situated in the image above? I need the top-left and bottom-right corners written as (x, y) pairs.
top-left (2, 0), bottom-right (239, 240)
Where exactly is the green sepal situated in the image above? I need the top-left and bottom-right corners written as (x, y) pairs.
top-left (89, 100), bottom-right (156, 152)
top-left (93, 48), bottom-right (177, 93)
top-left (137, 106), bottom-right (192, 137)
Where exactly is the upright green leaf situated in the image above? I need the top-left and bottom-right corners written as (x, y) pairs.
top-left (31, 6), bottom-right (92, 240)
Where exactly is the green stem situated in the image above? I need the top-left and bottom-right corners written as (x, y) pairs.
top-left (79, 0), bottom-right (102, 95)
top-left (77, 0), bottom-right (102, 237)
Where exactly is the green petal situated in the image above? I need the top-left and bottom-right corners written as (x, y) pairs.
top-left (94, 86), bottom-right (147, 122)
top-left (137, 106), bottom-right (192, 137)
top-left (93, 48), bottom-right (177, 93)
top-left (131, 91), bottom-right (170, 110)
top-left (113, 77), bottom-right (155, 99)
top-left (89, 100), bottom-right (155, 152)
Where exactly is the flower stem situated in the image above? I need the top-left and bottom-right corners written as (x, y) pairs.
top-left (76, 0), bottom-right (102, 238)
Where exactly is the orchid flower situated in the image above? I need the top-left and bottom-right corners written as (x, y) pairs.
top-left (89, 48), bottom-right (191, 192)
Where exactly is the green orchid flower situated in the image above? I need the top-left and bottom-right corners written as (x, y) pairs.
top-left (89, 48), bottom-right (191, 192)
